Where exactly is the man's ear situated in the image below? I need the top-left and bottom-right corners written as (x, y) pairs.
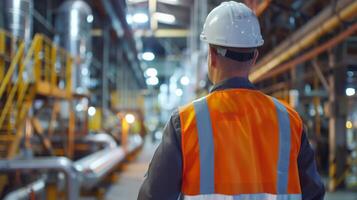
top-left (209, 46), bottom-right (217, 68)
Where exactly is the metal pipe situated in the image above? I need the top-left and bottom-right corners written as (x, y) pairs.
top-left (256, 0), bottom-right (271, 16)
top-left (256, 22), bottom-right (357, 81)
top-left (74, 147), bottom-right (125, 189)
top-left (0, 157), bottom-right (79, 200)
top-left (3, 178), bottom-right (45, 200)
top-left (250, 0), bottom-right (357, 81)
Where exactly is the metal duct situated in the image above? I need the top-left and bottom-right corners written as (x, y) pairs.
top-left (55, 0), bottom-right (92, 94)
top-left (0, 135), bottom-right (143, 199)
top-left (74, 135), bottom-right (142, 189)
top-left (74, 147), bottom-right (126, 189)
top-left (4, 0), bottom-right (33, 44)
top-left (3, 178), bottom-right (46, 200)
top-left (250, 0), bottom-right (357, 82)
top-left (0, 157), bottom-right (79, 200)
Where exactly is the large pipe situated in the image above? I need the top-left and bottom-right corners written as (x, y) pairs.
top-left (249, 0), bottom-right (357, 82)
top-left (3, 178), bottom-right (45, 200)
top-left (74, 135), bottom-right (143, 189)
top-left (0, 135), bottom-right (143, 198)
top-left (74, 147), bottom-right (125, 189)
top-left (0, 157), bottom-right (79, 200)
top-left (4, 0), bottom-right (33, 44)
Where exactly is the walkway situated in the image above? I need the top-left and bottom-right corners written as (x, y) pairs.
top-left (105, 140), bottom-right (158, 200)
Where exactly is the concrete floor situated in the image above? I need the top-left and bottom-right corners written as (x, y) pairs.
top-left (105, 140), bottom-right (158, 200)
top-left (95, 139), bottom-right (357, 200)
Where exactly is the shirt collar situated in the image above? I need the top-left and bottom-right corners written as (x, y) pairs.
top-left (210, 77), bottom-right (256, 93)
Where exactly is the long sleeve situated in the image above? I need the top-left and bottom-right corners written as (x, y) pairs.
top-left (138, 111), bottom-right (182, 200)
top-left (298, 132), bottom-right (325, 200)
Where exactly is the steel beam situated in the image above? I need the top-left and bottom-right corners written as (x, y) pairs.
top-left (256, 23), bottom-right (357, 82)
top-left (250, 0), bottom-right (357, 81)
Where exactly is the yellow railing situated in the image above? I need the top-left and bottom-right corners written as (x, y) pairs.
top-left (33, 35), bottom-right (73, 96)
top-left (0, 29), bottom-right (73, 158)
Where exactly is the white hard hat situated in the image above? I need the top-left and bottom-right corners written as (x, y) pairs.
top-left (200, 1), bottom-right (264, 48)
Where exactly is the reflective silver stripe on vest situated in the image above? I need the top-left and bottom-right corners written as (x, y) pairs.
top-left (184, 193), bottom-right (302, 200)
top-left (193, 97), bottom-right (215, 194)
top-left (272, 98), bottom-right (291, 194)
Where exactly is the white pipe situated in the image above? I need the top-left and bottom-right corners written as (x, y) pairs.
top-left (0, 157), bottom-right (79, 200)
top-left (4, 178), bottom-right (45, 200)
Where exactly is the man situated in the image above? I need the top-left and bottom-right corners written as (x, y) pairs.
top-left (138, 1), bottom-right (325, 200)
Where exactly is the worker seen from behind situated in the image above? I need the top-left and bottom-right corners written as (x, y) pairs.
top-left (138, 1), bottom-right (325, 200)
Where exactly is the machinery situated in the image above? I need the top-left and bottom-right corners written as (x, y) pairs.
top-left (0, 0), bottom-right (146, 199)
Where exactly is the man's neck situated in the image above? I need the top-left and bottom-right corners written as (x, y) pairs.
top-left (212, 70), bottom-right (249, 84)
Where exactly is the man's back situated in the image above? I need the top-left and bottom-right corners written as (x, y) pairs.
top-left (179, 89), bottom-right (302, 197)
top-left (138, 77), bottom-right (325, 200)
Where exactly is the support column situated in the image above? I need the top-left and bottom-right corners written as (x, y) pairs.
top-left (102, 26), bottom-right (110, 123)
top-left (328, 48), bottom-right (348, 190)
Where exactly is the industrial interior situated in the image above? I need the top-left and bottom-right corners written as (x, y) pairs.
top-left (0, 0), bottom-right (356, 199)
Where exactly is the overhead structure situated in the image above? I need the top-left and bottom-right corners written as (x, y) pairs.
top-left (249, 0), bottom-right (357, 82)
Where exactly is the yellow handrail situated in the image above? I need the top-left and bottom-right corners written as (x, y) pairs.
top-left (0, 35), bottom-right (42, 128)
top-left (0, 30), bottom-right (74, 158)
top-left (0, 43), bottom-right (24, 98)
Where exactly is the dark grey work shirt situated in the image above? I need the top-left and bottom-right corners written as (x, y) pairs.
top-left (138, 77), bottom-right (325, 200)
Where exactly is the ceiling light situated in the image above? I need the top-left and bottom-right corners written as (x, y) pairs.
top-left (154, 12), bottom-right (176, 24)
top-left (87, 14), bottom-right (94, 23)
top-left (127, 0), bottom-right (148, 4)
top-left (142, 52), bottom-right (155, 61)
top-left (180, 76), bottom-right (190, 86)
top-left (145, 68), bottom-right (158, 77)
top-left (88, 106), bottom-right (96, 116)
top-left (133, 13), bottom-right (149, 24)
top-left (158, 0), bottom-right (180, 5)
top-left (175, 88), bottom-right (183, 97)
top-left (346, 88), bottom-right (355, 96)
top-left (146, 76), bottom-right (159, 86)
top-left (125, 113), bottom-right (136, 124)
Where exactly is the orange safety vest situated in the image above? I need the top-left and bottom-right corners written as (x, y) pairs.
top-left (179, 89), bottom-right (303, 200)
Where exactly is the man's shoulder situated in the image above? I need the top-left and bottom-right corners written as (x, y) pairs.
top-left (177, 96), bottom-right (207, 115)
top-left (274, 98), bottom-right (303, 126)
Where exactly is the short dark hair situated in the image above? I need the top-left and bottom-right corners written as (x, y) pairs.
top-left (209, 44), bottom-right (256, 62)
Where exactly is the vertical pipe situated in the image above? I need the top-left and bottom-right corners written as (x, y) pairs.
top-left (102, 27), bottom-right (110, 121)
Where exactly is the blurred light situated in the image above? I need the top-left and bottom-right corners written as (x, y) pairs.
top-left (88, 106), bottom-right (96, 116)
top-left (154, 12), bottom-right (176, 24)
top-left (87, 14), bottom-right (94, 23)
top-left (126, 15), bottom-right (133, 24)
top-left (81, 68), bottom-right (89, 76)
top-left (125, 113), bottom-right (136, 124)
top-left (145, 68), bottom-right (158, 77)
top-left (180, 76), bottom-right (190, 86)
top-left (347, 71), bottom-right (354, 77)
top-left (346, 88), bottom-right (355, 96)
top-left (199, 80), bottom-right (206, 88)
top-left (154, 131), bottom-right (163, 140)
top-left (346, 120), bottom-right (353, 129)
top-left (175, 88), bottom-right (183, 97)
top-left (133, 13), bottom-right (148, 24)
top-left (146, 76), bottom-right (159, 86)
top-left (128, 0), bottom-right (147, 3)
top-left (142, 52), bottom-right (155, 61)
top-left (76, 104), bottom-right (84, 112)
